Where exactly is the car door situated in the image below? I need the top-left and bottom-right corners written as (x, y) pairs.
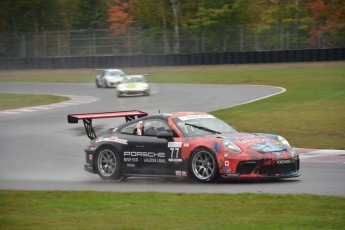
top-left (121, 118), bottom-right (182, 176)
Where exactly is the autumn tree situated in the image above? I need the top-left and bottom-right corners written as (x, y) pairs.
top-left (107, 0), bottom-right (134, 33)
top-left (308, 0), bottom-right (345, 47)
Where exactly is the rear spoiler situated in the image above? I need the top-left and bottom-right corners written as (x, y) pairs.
top-left (67, 110), bottom-right (148, 140)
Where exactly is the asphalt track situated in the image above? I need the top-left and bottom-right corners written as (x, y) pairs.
top-left (1, 82), bottom-right (344, 196)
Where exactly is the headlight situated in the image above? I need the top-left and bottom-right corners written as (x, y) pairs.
top-left (140, 84), bottom-right (149, 90)
top-left (277, 135), bottom-right (290, 147)
top-left (117, 85), bottom-right (125, 90)
top-left (222, 140), bottom-right (241, 154)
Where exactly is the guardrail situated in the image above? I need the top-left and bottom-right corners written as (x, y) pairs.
top-left (0, 48), bottom-right (344, 70)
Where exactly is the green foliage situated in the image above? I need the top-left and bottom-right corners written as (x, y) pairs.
top-left (71, 0), bottom-right (111, 30)
top-left (0, 0), bottom-right (65, 32)
top-left (0, 94), bottom-right (69, 110)
top-left (1, 191), bottom-right (344, 229)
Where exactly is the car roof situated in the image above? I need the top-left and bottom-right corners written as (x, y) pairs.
top-left (142, 112), bottom-right (209, 120)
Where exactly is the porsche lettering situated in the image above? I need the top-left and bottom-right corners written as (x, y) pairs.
top-left (124, 151), bottom-right (165, 158)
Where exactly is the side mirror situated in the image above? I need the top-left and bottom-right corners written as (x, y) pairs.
top-left (157, 131), bottom-right (173, 139)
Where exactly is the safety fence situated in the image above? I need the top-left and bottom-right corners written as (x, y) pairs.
top-left (0, 48), bottom-right (344, 70)
top-left (1, 25), bottom-right (344, 59)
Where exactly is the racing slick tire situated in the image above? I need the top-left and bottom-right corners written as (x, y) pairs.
top-left (189, 148), bottom-right (219, 183)
top-left (94, 146), bottom-right (122, 180)
top-left (105, 79), bottom-right (111, 88)
top-left (96, 79), bottom-right (101, 88)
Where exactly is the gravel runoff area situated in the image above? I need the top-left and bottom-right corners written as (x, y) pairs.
top-left (0, 61), bottom-right (344, 76)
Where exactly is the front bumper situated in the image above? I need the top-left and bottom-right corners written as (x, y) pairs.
top-left (117, 89), bottom-right (149, 96)
top-left (221, 157), bottom-right (300, 179)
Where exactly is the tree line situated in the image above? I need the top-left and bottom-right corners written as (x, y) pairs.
top-left (0, 0), bottom-right (344, 52)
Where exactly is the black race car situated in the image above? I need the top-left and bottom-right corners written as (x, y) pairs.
top-left (67, 110), bottom-right (300, 183)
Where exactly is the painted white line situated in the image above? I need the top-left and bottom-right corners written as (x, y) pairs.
top-left (0, 95), bottom-right (100, 116)
top-left (219, 85), bottom-right (286, 110)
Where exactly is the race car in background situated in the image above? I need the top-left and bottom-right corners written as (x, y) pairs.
top-left (67, 111), bottom-right (300, 183)
top-left (95, 69), bottom-right (125, 88)
top-left (117, 75), bottom-right (151, 97)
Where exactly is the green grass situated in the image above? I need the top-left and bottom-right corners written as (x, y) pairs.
top-left (1, 65), bottom-right (344, 149)
top-left (0, 94), bottom-right (69, 110)
top-left (1, 191), bottom-right (344, 229)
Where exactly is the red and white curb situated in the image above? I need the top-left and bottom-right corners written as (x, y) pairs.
top-left (0, 95), bottom-right (99, 116)
top-left (294, 148), bottom-right (345, 163)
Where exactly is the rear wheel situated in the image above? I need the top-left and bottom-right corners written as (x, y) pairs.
top-left (190, 148), bottom-right (218, 183)
top-left (95, 146), bottom-right (122, 180)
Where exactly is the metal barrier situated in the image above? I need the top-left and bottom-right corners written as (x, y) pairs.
top-left (0, 48), bottom-right (344, 70)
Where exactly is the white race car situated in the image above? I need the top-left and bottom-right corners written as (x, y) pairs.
top-left (96, 69), bottom-right (125, 88)
top-left (117, 75), bottom-right (151, 97)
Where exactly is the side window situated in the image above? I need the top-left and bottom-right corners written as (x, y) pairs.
top-left (143, 119), bottom-right (171, 137)
top-left (120, 121), bottom-right (139, 135)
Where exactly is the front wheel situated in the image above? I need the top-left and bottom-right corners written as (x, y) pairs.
top-left (189, 148), bottom-right (218, 183)
top-left (95, 146), bottom-right (122, 180)
top-left (96, 79), bottom-right (101, 88)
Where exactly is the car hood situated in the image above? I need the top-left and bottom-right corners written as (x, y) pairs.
top-left (119, 82), bottom-right (148, 89)
top-left (217, 132), bottom-right (288, 153)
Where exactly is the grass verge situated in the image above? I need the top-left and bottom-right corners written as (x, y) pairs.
top-left (1, 191), bottom-right (344, 229)
top-left (0, 94), bottom-right (69, 110)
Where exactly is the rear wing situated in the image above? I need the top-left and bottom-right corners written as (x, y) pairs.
top-left (67, 110), bottom-right (148, 140)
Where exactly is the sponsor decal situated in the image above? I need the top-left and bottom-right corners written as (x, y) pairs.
top-left (126, 163), bottom-right (136, 168)
top-left (175, 171), bottom-right (187, 176)
top-left (124, 151), bottom-right (166, 164)
top-left (277, 159), bottom-right (292, 164)
top-left (124, 157), bottom-right (139, 163)
top-left (96, 136), bottom-right (128, 145)
top-left (168, 158), bottom-right (182, 162)
top-left (214, 142), bottom-right (220, 153)
top-left (225, 161), bottom-right (230, 166)
top-left (183, 143), bottom-right (190, 147)
top-left (124, 151), bottom-right (165, 158)
top-left (136, 121), bottom-right (143, 136)
top-left (225, 173), bottom-right (240, 177)
top-left (178, 114), bottom-right (215, 121)
top-left (237, 138), bottom-right (267, 144)
top-left (168, 142), bottom-right (182, 148)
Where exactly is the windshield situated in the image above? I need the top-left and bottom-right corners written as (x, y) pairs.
top-left (106, 70), bottom-right (124, 76)
top-left (173, 114), bottom-right (237, 137)
top-left (121, 76), bottom-right (145, 83)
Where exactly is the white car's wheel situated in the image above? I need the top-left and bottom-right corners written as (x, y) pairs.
top-left (96, 79), bottom-right (101, 88)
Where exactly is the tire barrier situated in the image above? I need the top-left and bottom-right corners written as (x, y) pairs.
top-left (0, 48), bottom-right (344, 70)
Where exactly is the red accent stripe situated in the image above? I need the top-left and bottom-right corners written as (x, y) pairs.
top-left (68, 110), bottom-right (147, 123)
